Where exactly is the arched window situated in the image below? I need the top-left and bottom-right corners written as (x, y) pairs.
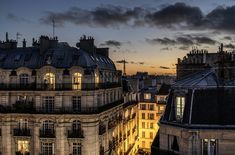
top-left (19, 74), bottom-right (29, 85)
top-left (72, 120), bottom-right (81, 131)
top-left (43, 73), bottom-right (55, 89)
top-left (73, 73), bottom-right (82, 90)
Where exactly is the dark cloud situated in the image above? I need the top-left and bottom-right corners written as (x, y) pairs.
top-left (144, 3), bottom-right (203, 28)
top-left (40, 6), bottom-right (144, 27)
top-left (6, 13), bottom-right (31, 23)
top-left (224, 43), bottom-right (235, 49)
top-left (179, 46), bottom-right (189, 50)
top-left (146, 35), bottom-right (216, 48)
top-left (193, 37), bottom-right (216, 45)
top-left (100, 40), bottom-right (122, 48)
top-left (146, 37), bottom-right (176, 45)
top-left (116, 60), bottom-right (128, 63)
top-left (224, 36), bottom-right (232, 40)
top-left (159, 66), bottom-right (170, 69)
top-left (39, 3), bottom-right (235, 32)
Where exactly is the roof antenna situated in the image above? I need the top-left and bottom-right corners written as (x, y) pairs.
top-left (52, 17), bottom-right (55, 38)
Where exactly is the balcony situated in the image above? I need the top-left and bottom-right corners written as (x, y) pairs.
top-left (13, 128), bottom-right (31, 137)
top-left (67, 129), bottom-right (84, 138)
top-left (0, 99), bottom-right (124, 115)
top-left (0, 82), bottom-right (121, 91)
top-left (39, 129), bottom-right (55, 138)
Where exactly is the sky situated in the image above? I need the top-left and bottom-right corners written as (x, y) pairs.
top-left (1, 0), bottom-right (235, 75)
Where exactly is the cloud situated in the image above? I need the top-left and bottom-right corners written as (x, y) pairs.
top-left (6, 13), bottom-right (31, 23)
top-left (224, 36), bottom-right (232, 40)
top-left (100, 40), bottom-right (122, 48)
top-left (39, 3), bottom-right (235, 32)
top-left (146, 35), bottom-right (216, 48)
top-left (40, 6), bottom-right (144, 27)
top-left (146, 37), bottom-right (176, 45)
top-left (224, 43), bottom-right (235, 49)
top-left (179, 46), bottom-right (189, 50)
top-left (144, 3), bottom-right (203, 28)
top-left (159, 66), bottom-right (170, 69)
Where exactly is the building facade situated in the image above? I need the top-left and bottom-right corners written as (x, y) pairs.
top-left (0, 34), bottom-right (138, 155)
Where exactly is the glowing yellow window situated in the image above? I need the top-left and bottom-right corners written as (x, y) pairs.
top-left (17, 140), bottom-right (29, 154)
top-left (43, 73), bottom-right (55, 89)
top-left (73, 73), bottom-right (82, 90)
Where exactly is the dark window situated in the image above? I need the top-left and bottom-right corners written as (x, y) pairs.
top-left (72, 96), bottom-right (81, 112)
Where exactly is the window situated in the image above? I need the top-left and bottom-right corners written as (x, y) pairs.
top-left (44, 73), bottom-right (55, 89)
top-left (73, 142), bottom-right (82, 155)
top-left (144, 93), bottom-right (151, 100)
top-left (73, 73), bottom-right (82, 90)
top-left (142, 122), bottom-right (145, 128)
top-left (18, 119), bottom-right (28, 129)
top-left (202, 139), bottom-right (217, 155)
top-left (43, 96), bottom-right (54, 112)
top-left (176, 96), bottom-right (185, 120)
top-left (159, 106), bottom-right (165, 111)
top-left (72, 96), bottom-right (81, 112)
top-left (17, 140), bottom-right (29, 154)
top-left (43, 120), bottom-right (54, 132)
top-left (142, 113), bottom-right (145, 119)
top-left (142, 141), bottom-right (145, 148)
top-left (150, 132), bottom-right (153, 139)
top-left (150, 123), bottom-right (154, 129)
top-left (142, 131), bottom-right (145, 138)
top-left (19, 74), bottom-right (29, 85)
top-left (148, 113), bottom-right (154, 120)
top-left (149, 104), bottom-right (154, 110)
top-left (41, 142), bottom-right (54, 155)
top-left (95, 73), bottom-right (99, 84)
top-left (140, 104), bottom-right (146, 110)
top-left (72, 120), bottom-right (81, 131)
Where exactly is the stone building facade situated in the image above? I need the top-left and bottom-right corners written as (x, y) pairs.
top-left (0, 34), bottom-right (138, 155)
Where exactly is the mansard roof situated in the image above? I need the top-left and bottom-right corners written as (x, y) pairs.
top-left (161, 69), bottom-right (235, 128)
top-left (0, 43), bottom-right (116, 71)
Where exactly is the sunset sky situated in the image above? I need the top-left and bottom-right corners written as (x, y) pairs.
top-left (1, 0), bottom-right (235, 75)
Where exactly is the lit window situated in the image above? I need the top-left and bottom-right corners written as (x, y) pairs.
top-left (142, 113), bottom-right (145, 119)
top-left (150, 123), bottom-right (154, 129)
top-left (95, 73), bottom-right (99, 84)
top-left (142, 122), bottom-right (145, 128)
top-left (73, 73), bottom-right (82, 90)
top-left (142, 131), bottom-right (145, 138)
top-left (72, 96), bottom-right (81, 112)
top-left (43, 96), bottom-right (54, 112)
top-left (148, 113), bottom-right (154, 120)
top-left (17, 140), bottom-right (29, 154)
top-left (202, 139), bottom-right (217, 155)
top-left (144, 93), bottom-right (151, 100)
top-left (41, 142), bottom-right (54, 155)
top-left (140, 104), bottom-right (146, 110)
top-left (73, 142), bottom-right (82, 155)
top-left (159, 106), bottom-right (165, 111)
top-left (149, 104), bottom-right (154, 110)
top-left (19, 74), bottom-right (29, 85)
top-left (176, 96), bottom-right (185, 121)
top-left (43, 73), bottom-right (55, 89)
top-left (150, 132), bottom-right (153, 139)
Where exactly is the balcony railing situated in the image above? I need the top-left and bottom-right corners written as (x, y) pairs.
top-left (13, 128), bottom-right (31, 136)
top-left (67, 129), bottom-right (84, 138)
top-left (16, 152), bottom-right (30, 155)
top-left (0, 99), bottom-right (124, 114)
top-left (39, 129), bottom-right (55, 138)
top-left (0, 82), bottom-right (121, 91)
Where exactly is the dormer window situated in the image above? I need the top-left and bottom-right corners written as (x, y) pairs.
top-left (176, 96), bottom-right (185, 121)
top-left (43, 73), bottom-right (55, 90)
top-left (144, 93), bottom-right (151, 100)
top-left (73, 73), bottom-right (82, 90)
top-left (19, 74), bottom-right (29, 85)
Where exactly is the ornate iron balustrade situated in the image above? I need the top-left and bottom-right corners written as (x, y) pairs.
top-left (67, 129), bottom-right (84, 138)
top-left (13, 128), bottom-right (31, 136)
top-left (39, 129), bottom-right (55, 138)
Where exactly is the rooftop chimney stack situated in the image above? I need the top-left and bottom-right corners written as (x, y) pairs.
top-left (23, 39), bottom-right (26, 48)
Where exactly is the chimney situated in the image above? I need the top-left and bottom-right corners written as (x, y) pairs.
top-left (39, 36), bottom-right (50, 55)
top-left (77, 35), bottom-right (95, 54)
top-left (6, 32), bottom-right (9, 42)
top-left (23, 38), bottom-right (26, 48)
